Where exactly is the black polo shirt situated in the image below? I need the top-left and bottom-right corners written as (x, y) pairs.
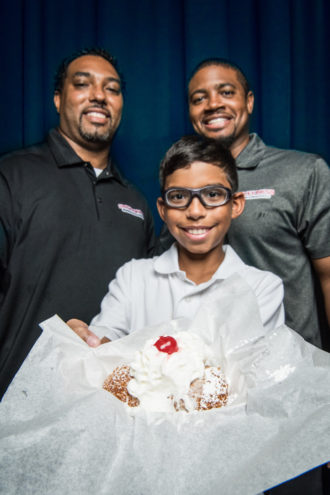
top-left (0, 128), bottom-right (155, 398)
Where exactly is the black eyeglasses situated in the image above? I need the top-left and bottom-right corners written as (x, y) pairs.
top-left (162, 185), bottom-right (233, 209)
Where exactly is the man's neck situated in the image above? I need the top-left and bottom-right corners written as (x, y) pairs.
top-left (229, 133), bottom-right (251, 159)
top-left (178, 245), bottom-right (225, 285)
top-left (58, 129), bottom-right (110, 169)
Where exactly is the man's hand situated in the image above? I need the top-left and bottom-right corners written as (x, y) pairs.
top-left (66, 318), bottom-right (110, 347)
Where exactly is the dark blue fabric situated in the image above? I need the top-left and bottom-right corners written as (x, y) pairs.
top-left (1, 0), bottom-right (329, 233)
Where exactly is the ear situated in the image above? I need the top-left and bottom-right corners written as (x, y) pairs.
top-left (231, 192), bottom-right (245, 219)
top-left (53, 91), bottom-right (61, 114)
top-left (247, 91), bottom-right (254, 115)
top-left (156, 197), bottom-right (166, 222)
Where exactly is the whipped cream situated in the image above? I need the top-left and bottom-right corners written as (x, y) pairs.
top-left (127, 332), bottom-right (216, 412)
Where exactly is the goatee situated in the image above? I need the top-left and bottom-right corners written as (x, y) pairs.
top-left (79, 126), bottom-right (113, 144)
top-left (78, 113), bottom-right (113, 145)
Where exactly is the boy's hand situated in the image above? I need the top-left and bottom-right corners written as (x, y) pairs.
top-left (66, 318), bottom-right (110, 347)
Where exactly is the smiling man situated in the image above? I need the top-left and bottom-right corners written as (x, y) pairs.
top-left (53, 53), bottom-right (123, 161)
top-left (187, 58), bottom-right (330, 347)
top-left (188, 61), bottom-right (254, 158)
top-left (187, 57), bottom-right (330, 495)
top-left (0, 48), bottom-right (155, 399)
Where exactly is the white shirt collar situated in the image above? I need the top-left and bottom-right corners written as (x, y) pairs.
top-left (154, 243), bottom-right (245, 282)
top-left (154, 243), bottom-right (181, 274)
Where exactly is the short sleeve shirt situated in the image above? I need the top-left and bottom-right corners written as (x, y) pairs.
top-left (227, 134), bottom-right (330, 345)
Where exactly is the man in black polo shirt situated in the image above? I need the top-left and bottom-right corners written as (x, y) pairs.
top-left (0, 48), bottom-right (155, 399)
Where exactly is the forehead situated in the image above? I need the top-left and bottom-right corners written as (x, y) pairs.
top-left (188, 65), bottom-right (243, 94)
top-left (66, 55), bottom-right (120, 81)
top-left (165, 161), bottom-right (230, 188)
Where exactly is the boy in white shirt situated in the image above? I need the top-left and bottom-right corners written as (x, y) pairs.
top-left (68, 135), bottom-right (284, 345)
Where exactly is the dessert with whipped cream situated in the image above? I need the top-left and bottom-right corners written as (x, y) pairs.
top-left (103, 332), bottom-right (228, 413)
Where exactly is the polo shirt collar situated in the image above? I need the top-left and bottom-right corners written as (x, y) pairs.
top-left (215, 245), bottom-right (245, 279)
top-left (47, 128), bottom-right (85, 167)
top-left (46, 128), bottom-right (126, 185)
top-left (154, 243), bottom-right (245, 282)
top-left (236, 133), bottom-right (266, 170)
top-left (154, 243), bottom-right (181, 274)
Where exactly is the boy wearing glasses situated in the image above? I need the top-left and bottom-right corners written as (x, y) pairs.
top-left (68, 135), bottom-right (284, 345)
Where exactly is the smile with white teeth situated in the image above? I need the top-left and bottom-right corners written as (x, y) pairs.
top-left (186, 228), bottom-right (210, 234)
top-left (205, 117), bottom-right (229, 125)
top-left (87, 111), bottom-right (108, 118)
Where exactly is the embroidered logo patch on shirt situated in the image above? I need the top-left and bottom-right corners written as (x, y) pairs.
top-left (243, 189), bottom-right (275, 200)
top-left (117, 203), bottom-right (144, 220)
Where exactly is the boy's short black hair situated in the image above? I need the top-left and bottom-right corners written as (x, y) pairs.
top-left (54, 47), bottom-right (125, 93)
top-left (159, 135), bottom-right (238, 192)
top-left (188, 57), bottom-right (251, 96)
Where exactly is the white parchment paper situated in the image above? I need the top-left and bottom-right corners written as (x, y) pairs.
top-left (0, 275), bottom-right (329, 495)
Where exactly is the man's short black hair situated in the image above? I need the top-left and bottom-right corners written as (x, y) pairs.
top-left (188, 57), bottom-right (251, 96)
top-left (54, 47), bottom-right (125, 93)
top-left (159, 135), bottom-right (238, 192)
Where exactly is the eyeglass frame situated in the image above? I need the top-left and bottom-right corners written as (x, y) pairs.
top-left (162, 185), bottom-right (233, 209)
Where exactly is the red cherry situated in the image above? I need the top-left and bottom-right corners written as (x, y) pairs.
top-left (154, 336), bottom-right (179, 354)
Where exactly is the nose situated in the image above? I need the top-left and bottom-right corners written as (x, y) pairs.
top-left (206, 91), bottom-right (225, 110)
top-left (89, 83), bottom-right (106, 102)
top-left (186, 196), bottom-right (206, 219)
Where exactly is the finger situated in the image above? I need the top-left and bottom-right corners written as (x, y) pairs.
top-left (67, 318), bottom-right (93, 342)
top-left (86, 332), bottom-right (102, 347)
top-left (67, 318), bottom-right (88, 331)
top-left (67, 319), bottom-right (104, 347)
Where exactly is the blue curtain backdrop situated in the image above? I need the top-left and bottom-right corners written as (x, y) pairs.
top-left (0, 0), bottom-right (329, 232)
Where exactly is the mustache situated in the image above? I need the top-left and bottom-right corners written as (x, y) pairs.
top-left (85, 103), bottom-right (107, 109)
top-left (203, 109), bottom-right (232, 117)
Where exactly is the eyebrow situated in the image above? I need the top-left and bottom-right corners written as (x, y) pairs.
top-left (189, 82), bottom-right (236, 98)
top-left (72, 72), bottom-right (121, 85)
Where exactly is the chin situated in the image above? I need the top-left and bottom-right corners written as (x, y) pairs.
top-left (212, 134), bottom-right (236, 148)
top-left (182, 244), bottom-right (212, 255)
top-left (80, 128), bottom-right (113, 144)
